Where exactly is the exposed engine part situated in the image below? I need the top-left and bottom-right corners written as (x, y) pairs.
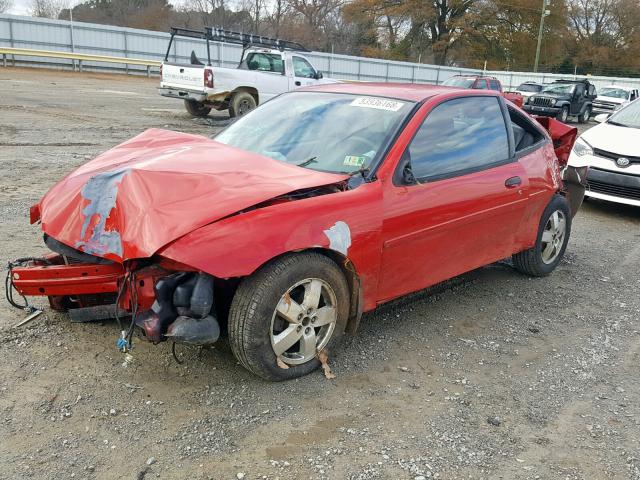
top-left (189, 273), bottom-right (214, 318)
top-left (165, 315), bottom-right (220, 345)
top-left (134, 271), bottom-right (216, 344)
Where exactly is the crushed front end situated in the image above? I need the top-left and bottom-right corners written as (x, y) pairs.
top-left (7, 234), bottom-right (221, 351)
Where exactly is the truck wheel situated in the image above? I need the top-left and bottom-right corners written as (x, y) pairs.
top-left (184, 100), bottom-right (211, 117)
top-left (577, 106), bottom-right (591, 123)
top-left (229, 91), bottom-right (257, 118)
top-left (228, 252), bottom-right (350, 381)
top-left (512, 195), bottom-right (571, 277)
top-left (556, 106), bottom-right (569, 123)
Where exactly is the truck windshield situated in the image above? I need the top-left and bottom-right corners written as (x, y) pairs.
top-left (608, 100), bottom-right (640, 129)
top-left (215, 92), bottom-right (415, 174)
top-left (542, 84), bottom-right (575, 95)
top-left (599, 88), bottom-right (628, 99)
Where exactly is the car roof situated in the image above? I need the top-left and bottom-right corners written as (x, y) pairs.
top-left (299, 82), bottom-right (501, 102)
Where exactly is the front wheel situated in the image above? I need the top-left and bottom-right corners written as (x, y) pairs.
top-left (512, 195), bottom-right (572, 277)
top-left (556, 106), bottom-right (569, 123)
top-left (184, 100), bottom-right (211, 117)
top-left (228, 252), bottom-right (350, 381)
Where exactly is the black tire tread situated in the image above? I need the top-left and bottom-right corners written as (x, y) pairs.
top-left (513, 195), bottom-right (571, 277)
top-left (228, 252), bottom-right (348, 381)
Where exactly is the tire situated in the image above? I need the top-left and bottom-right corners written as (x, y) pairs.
top-left (228, 91), bottom-right (257, 118)
top-left (184, 100), bottom-right (211, 117)
top-left (556, 106), bottom-right (569, 123)
top-left (513, 195), bottom-right (572, 277)
top-left (578, 106), bottom-right (591, 123)
top-left (228, 252), bottom-right (350, 381)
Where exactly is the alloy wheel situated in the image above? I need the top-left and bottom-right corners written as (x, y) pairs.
top-left (540, 210), bottom-right (566, 264)
top-left (270, 278), bottom-right (337, 365)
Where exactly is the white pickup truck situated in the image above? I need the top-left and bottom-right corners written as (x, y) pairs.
top-left (591, 85), bottom-right (639, 117)
top-left (158, 27), bottom-right (335, 118)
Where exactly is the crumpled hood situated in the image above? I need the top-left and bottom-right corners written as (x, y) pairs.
top-left (39, 128), bottom-right (347, 262)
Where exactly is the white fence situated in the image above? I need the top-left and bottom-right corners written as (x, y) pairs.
top-left (2, 13), bottom-right (640, 90)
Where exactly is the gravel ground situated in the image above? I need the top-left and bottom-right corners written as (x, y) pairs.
top-left (1, 67), bottom-right (639, 480)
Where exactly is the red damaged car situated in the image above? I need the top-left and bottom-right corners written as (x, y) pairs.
top-left (8, 83), bottom-right (587, 380)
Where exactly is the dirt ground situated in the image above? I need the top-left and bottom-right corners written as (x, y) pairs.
top-left (1, 67), bottom-right (639, 480)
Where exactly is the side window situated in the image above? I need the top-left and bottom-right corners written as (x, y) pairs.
top-left (293, 56), bottom-right (316, 79)
top-left (489, 79), bottom-right (501, 91)
top-left (245, 53), bottom-right (284, 74)
top-left (473, 80), bottom-right (488, 90)
top-left (575, 84), bottom-right (585, 97)
top-left (408, 96), bottom-right (510, 180)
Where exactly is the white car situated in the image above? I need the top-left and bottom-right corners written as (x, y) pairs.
top-left (569, 99), bottom-right (640, 206)
top-left (591, 85), bottom-right (639, 117)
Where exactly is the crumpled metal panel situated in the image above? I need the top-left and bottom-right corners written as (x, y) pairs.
top-left (38, 128), bottom-right (348, 262)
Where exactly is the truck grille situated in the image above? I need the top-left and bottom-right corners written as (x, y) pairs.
top-left (588, 168), bottom-right (640, 200)
top-left (531, 97), bottom-right (554, 107)
top-left (593, 148), bottom-right (640, 165)
top-left (592, 101), bottom-right (618, 112)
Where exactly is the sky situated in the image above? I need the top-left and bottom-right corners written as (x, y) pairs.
top-left (7, 0), bottom-right (31, 15)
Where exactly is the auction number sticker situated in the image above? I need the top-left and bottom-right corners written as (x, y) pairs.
top-left (350, 97), bottom-right (405, 111)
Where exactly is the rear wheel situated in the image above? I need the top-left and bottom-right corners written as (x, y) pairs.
top-left (228, 252), bottom-right (349, 381)
top-left (556, 106), bottom-right (569, 123)
top-left (184, 100), bottom-right (211, 117)
top-left (578, 106), bottom-right (591, 123)
top-left (512, 195), bottom-right (571, 277)
top-left (229, 91), bottom-right (257, 118)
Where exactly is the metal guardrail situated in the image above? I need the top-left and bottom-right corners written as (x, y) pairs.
top-left (0, 47), bottom-right (160, 76)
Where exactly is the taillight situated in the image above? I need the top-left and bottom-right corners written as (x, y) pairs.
top-left (204, 69), bottom-right (214, 88)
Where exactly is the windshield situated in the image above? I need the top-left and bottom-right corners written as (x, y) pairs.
top-left (607, 100), bottom-right (640, 128)
top-left (215, 92), bottom-right (414, 174)
top-left (599, 87), bottom-right (628, 99)
top-left (442, 77), bottom-right (475, 88)
top-left (541, 83), bottom-right (575, 95)
top-left (518, 83), bottom-right (542, 93)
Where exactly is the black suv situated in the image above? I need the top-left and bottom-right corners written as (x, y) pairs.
top-left (523, 79), bottom-right (597, 123)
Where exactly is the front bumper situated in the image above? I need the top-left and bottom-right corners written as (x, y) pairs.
top-left (523, 104), bottom-right (561, 117)
top-left (591, 106), bottom-right (617, 116)
top-left (586, 167), bottom-right (640, 206)
top-left (158, 87), bottom-right (207, 102)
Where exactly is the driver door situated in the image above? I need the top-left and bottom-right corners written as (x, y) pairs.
top-left (289, 56), bottom-right (319, 90)
top-left (377, 95), bottom-right (529, 303)
top-left (572, 84), bottom-right (586, 115)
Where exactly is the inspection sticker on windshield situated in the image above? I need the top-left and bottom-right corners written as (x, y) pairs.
top-left (343, 155), bottom-right (366, 167)
top-left (350, 97), bottom-right (405, 111)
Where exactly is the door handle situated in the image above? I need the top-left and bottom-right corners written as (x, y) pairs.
top-left (295, 81), bottom-right (301, 86)
top-left (505, 176), bottom-right (522, 188)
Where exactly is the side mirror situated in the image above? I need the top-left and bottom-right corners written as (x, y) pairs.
top-left (594, 113), bottom-right (610, 123)
top-left (315, 71), bottom-right (323, 80)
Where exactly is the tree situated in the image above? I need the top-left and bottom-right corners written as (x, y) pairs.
top-left (31, 0), bottom-right (67, 17)
top-left (0, 0), bottom-right (12, 13)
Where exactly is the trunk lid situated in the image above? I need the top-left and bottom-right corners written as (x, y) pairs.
top-left (38, 129), bottom-right (347, 263)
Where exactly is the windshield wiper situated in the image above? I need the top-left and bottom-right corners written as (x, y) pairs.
top-left (296, 156), bottom-right (317, 167)
top-left (607, 120), bottom-right (629, 128)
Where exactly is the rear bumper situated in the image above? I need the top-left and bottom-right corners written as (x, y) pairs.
top-left (158, 87), bottom-right (207, 102)
top-left (523, 105), bottom-right (561, 117)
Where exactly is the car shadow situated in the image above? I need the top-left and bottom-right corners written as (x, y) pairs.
top-left (581, 197), bottom-right (640, 221)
